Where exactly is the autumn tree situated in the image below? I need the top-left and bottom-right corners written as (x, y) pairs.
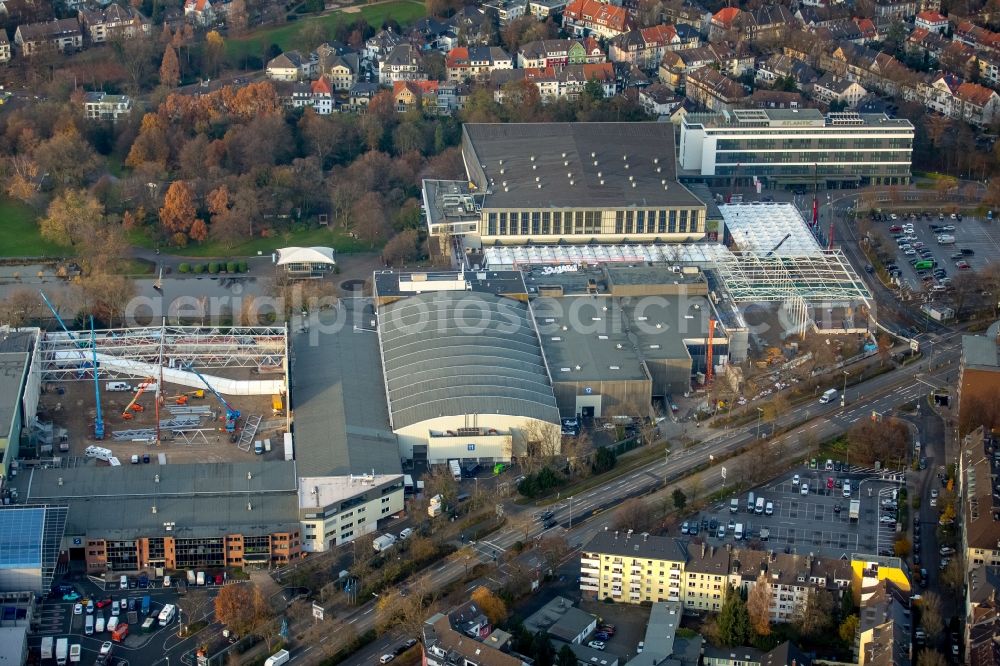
top-left (796, 588), bottom-right (835, 638)
top-left (33, 127), bottom-right (100, 188)
top-left (747, 574), bottom-right (772, 637)
top-left (847, 418), bottom-right (910, 467)
top-left (3, 154), bottom-right (39, 202)
top-left (40, 189), bottom-right (104, 248)
top-left (160, 44), bottom-right (180, 88)
top-left (214, 583), bottom-right (275, 639)
top-left (80, 274), bottom-right (138, 326)
top-left (203, 30), bottom-right (225, 77)
top-left (351, 192), bottom-right (388, 248)
top-left (614, 497), bottom-right (653, 532)
top-left (228, 0), bottom-right (249, 34)
top-left (0, 289), bottom-right (45, 327)
top-left (838, 614), bottom-right (859, 643)
top-left (375, 580), bottom-right (436, 638)
top-left (916, 650), bottom-right (948, 666)
top-left (189, 218), bottom-right (209, 242)
top-left (471, 586), bottom-right (508, 625)
top-left (159, 180), bottom-right (197, 238)
top-left (126, 113), bottom-right (170, 169)
top-left (893, 537), bottom-right (912, 558)
top-left (920, 591), bottom-right (944, 639)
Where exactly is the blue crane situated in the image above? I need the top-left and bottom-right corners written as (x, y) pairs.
top-left (90, 316), bottom-right (104, 440)
top-left (185, 363), bottom-right (240, 432)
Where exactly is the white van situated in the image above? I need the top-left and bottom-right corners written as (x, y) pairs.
top-left (729, 498), bottom-right (739, 513)
top-left (106, 617), bottom-right (119, 633)
top-left (85, 615), bottom-right (94, 635)
top-left (765, 501), bottom-right (774, 516)
top-left (842, 481), bottom-right (852, 498)
top-left (819, 389), bottom-right (838, 404)
top-left (120, 575), bottom-right (128, 590)
top-left (755, 497), bottom-right (765, 515)
top-left (265, 650), bottom-right (291, 666)
top-left (163, 575), bottom-right (171, 588)
top-left (186, 570), bottom-right (196, 584)
top-left (196, 571), bottom-right (205, 585)
top-left (746, 492), bottom-right (755, 512)
top-left (96, 616), bottom-right (106, 633)
top-left (734, 523), bottom-right (744, 540)
top-left (105, 382), bottom-right (131, 392)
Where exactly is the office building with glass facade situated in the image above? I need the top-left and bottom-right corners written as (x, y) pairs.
top-left (679, 109), bottom-right (914, 188)
top-left (423, 122), bottom-right (708, 246)
top-left (0, 505), bottom-right (67, 594)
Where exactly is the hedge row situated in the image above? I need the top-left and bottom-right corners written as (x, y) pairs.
top-left (178, 261), bottom-right (248, 274)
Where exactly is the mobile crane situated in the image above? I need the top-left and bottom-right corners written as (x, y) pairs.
top-left (90, 316), bottom-right (104, 440)
top-left (186, 363), bottom-right (240, 432)
top-left (121, 379), bottom-right (155, 420)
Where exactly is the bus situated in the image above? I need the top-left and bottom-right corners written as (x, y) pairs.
top-left (158, 604), bottom-right (176, 626)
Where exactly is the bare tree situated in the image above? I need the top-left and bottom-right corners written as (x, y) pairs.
top-left (919, 591), bottom-right (944, 639)
top-left (613, 497), bottom-right (654, 532)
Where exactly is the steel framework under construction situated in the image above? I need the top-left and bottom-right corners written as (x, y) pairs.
top-left (714, 250), bottom-right (872, 303)
top-left (35, 324), bottom-right (288, 385)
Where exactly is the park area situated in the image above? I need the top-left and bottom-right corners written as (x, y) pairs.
top-left (0, 199), bottom-right (67, 258)
top-left (225, 0), bottom-right (427, 64)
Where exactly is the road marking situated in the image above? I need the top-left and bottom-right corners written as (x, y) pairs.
top-left (363, 608), bottom-right (374, 615)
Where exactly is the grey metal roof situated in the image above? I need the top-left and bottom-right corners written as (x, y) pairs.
top-left (16, 462), bottom-right (299, 540)
top-left (291, 304), bottom-right (401, 477)
top-left (963, 335), bottom-right (999, 368)
top-left (582, 530), bottom-right (689, 563)
top-left (379, 292), bottom-right (559, 430)
top-left (462, 123), bottom-right (705, 211)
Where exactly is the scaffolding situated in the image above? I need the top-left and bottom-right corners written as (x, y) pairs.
top-left (36, 325), bottom-right (287, 383)
top-left (714, 250), bottom-right (872, 303)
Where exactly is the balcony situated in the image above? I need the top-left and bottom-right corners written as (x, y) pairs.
top-left (581, 557), bottom-right (600, 568)
top-left (630, 565), bottom-right (642, 574)
top-left (581, 566), bottom-right (599, 577)
top-left (580, 576), bottom-right (599, 585)
top-left (630, 592), bottom-right (641, 599)
top-left (580, 582), bottom-right (599, 592)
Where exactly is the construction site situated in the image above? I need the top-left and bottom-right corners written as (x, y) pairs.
top-left (25, 322), bottom-right (290, 468)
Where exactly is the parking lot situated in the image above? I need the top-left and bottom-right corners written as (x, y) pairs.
top-left (30, 574), bottom-right (220, 666)
top-left (686, 462), bottom-right (904, 559)
top-left (872, 211), bottom-right (1000, 293)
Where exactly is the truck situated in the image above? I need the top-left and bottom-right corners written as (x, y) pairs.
top-left (265, 649), bottom-right (291, 666)
top-left (428, 494), bottom-right (444, 518)
top-left (106, 382), bottom-right (132, 392)
top-left (85, 446), bottom-right (113, 461)
top-left (448, 459), bottom-right (462, 481)
top-left (271, 394), bottom-right (283, 415)
top-left (373, 534), bottom-right (397, 552)
top-left (111, 624), bottom-right (129, 642)
top-left (158, 604), bottom-right (176, 626)
top-left (69, 644), bottom-right (81, 663)
top-left (56, 638), bottom-right (68, 665)
top-left (819, 388), bottom-right (838, 404)
top-left (41, 637), bottom-right (53, 661)
top-left (283, 432), bottom-right (294, 461)
top-left (849, 499), bottom-right (861, 522)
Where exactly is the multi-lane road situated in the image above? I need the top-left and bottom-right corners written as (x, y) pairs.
top-left (294, 341), bottom-right (962, 665)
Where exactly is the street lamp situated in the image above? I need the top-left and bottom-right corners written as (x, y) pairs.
top-left (841, 370), bottom-right (849, 407)
top-left (756, 407), bottom-right (764, 439)
top-left (568, 496), bottom-right (574, 529)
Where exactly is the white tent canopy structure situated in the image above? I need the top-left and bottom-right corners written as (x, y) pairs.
top-left (275, 247), bottom-right (336, 267)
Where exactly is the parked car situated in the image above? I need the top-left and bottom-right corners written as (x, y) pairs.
top-left (380, 654), bottom-right (395, 664)
top-left (74, 603), bottom-right (83, 615)
top-left (680, 522), bottom-right (689, 534)
top-left (800, 483), bottom-right (809, 495)
top-left (587, 641), bottom-right (606, 651)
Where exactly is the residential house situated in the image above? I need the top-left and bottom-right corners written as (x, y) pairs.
top-left (638, 83), bottom-right (684, 117)
top-left (960, 428), bottom-right (1000, 573)
top-left (379, 43), bottom-right (424, 84)
top-left (183, 0), bottom-right (214, 26)
top-left (364, 28), bottom-right (405, 62)
top-left (266, 51), bottom-right (316, 82)
top-left (316, 45), bottom-right (360, 91)
top-left (918, 71), bottom-right (960, 116)
top-left (712, 43), bottom-right (756, 78)
top-left (708, 7), bottom-right (742, 41)
top-left (814, 19), bottom-right (865, 45)
top-left (563, 0), bottom-right (636, 39)
top-left (447, 6), bottom-right (494, 47)
top-left (517, 39), bottom-right (603, 68)
top-left (658, 45), bottom-right (719, 90)
top-left (661, 1), bottom-right (710, 34)
top-left (406, 17), bottom-right (454, 52)
top-left (855, 18), bottom-right (879, 41)
top-left (14, 19), bottom-right (82, 55)
top-left (83, 91), bottom-right (132, 122)
top-left (683, 66), bottom-right (747, 111)
top-left (490, 62), bottom-right (614, 102)
top-left (393, 80), bottom-right (439, 112)
top-left (291, 76), bottom-right (334, 114)
top-left (749, 89), bottom-right (808, 109)
top-left (434, 82), bottom-right (471, 114)
top-left (755, 54), bottom-right (819, 90)
top-left (795, 4), bottom-right (852, 28)
top-left (528, 0), bottom-right (570, 20)
top-left (955, 20), bottom-right (1000, 54)
top-left (422, 610), bottom-right (527, 666)
top-left (953, 81), bottom-right (1000, 126)
top-left (348, 81), bottom-right (380, 112)
top-left (757, 552), bottom-right (852, 623)
top-left (856, 578), bottom-right (912, 666)
top-left (608, 25), bottom-right (681, 70)
top-left (704, 642), bottom-right (812, 666)
top-left (914, 10), bottom-right (948, 33)
top-left (738, 5), bottom-right (798, 43)
top-left (813, 73), bottom-right (868, 108)
top-left (523, 597), bottom-right (597, 645)
top-left (906, 27), bottom-right (948, 61)
top-left (940, 40), bottom-right (978, 78)
top-left (965, 562), bottom-right (1000, 665)
top-left (874, 0), bottom-right (919, 21)
top-left (79, 5), bottom-right (150, 43)
top-left (0, 32), bottom-right (9, 63)
top-left (674, 23), bottom-right (702, 48)
top-left (446, 46), bottom-right (512, 82)
top-left (482, 0), bottom-right (526, 25)
top-left (979, 53), bottom-right (1000, 87)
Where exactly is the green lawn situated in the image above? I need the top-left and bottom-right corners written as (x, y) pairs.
top-left (131, 226), bottom-right (371, 257)
top-left (226, 0), bottom-right (426, 64)
top-left (0, 199), bottom-right (69, 257)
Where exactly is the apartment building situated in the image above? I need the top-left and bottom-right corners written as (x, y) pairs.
top-left (580, 530), bottom-right (688, 602)
top-left (379, 43), bottom-right (425, 84)
top-left (83, 92), bottom-right (132, 123)
top-left (679, 108), bottom-right (914, 188)
top-left (957, 335), bottom-right (1000, 438)
top-left (78, 5), bottom-right (150, 43)
top-left (0, 33), bottom-right (9, 63)
top-left (298, 474), bottom-right (404, 552)
top-left (563, 0), bottom-right (636, 39)
top-left (608, 25), bottom-right (683, 70)
top-left (14, 19), bottom-right (83, 56)
top-left (683, 542), bottom-right (730, 612)
top-left (446, 46), bottom-right (513, 82)
top-left (960, 428), bottom-right (1000, 572)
